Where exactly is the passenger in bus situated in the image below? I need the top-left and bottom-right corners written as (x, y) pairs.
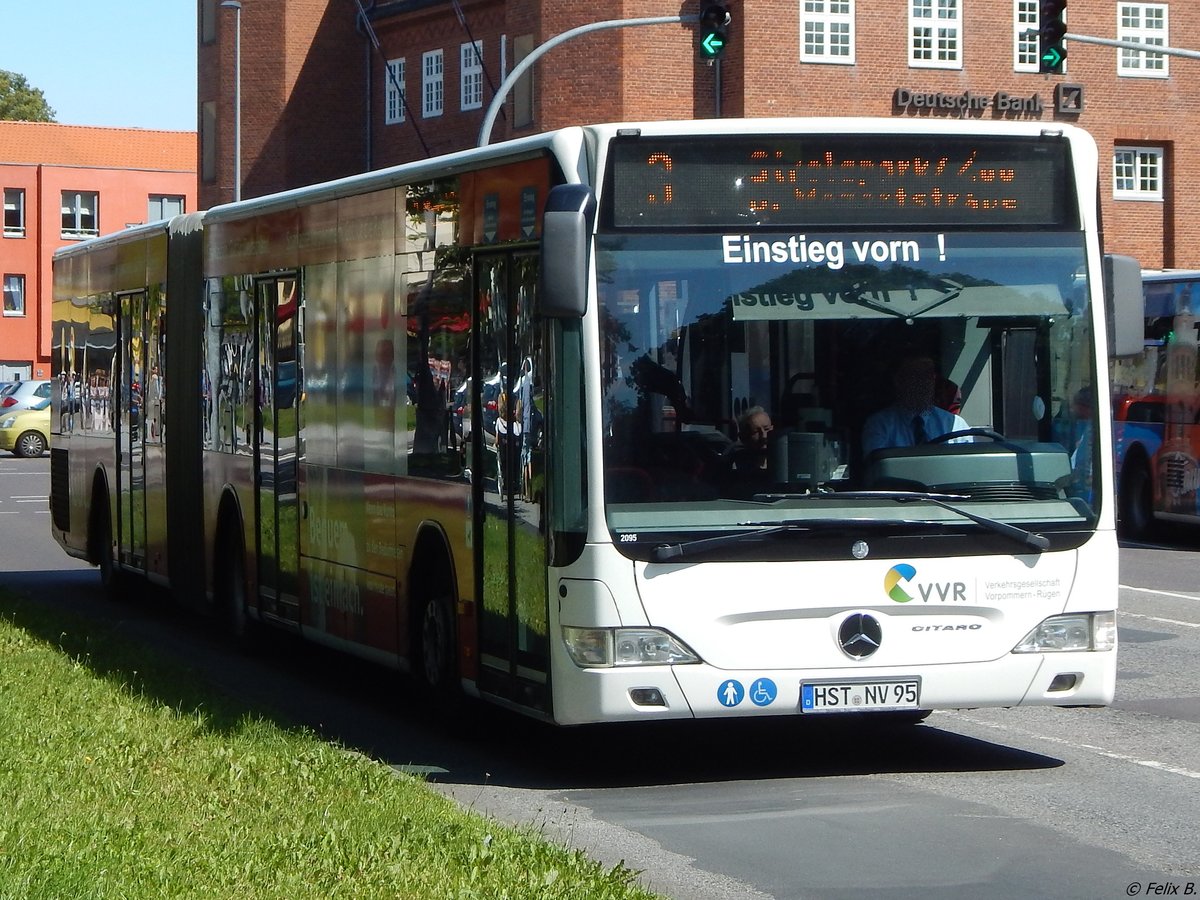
top-left (730, 407), bottom-right (773, 474)
top-left (718, 406), bottom-right (777, 497)
top-left (862, 350), bottom-right (969, 457)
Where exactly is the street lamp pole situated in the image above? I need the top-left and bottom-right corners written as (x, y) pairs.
top-left (221, 0), bottom-right (242, 202)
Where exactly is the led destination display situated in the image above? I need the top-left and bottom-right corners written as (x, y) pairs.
top-left (607, 134), bottom-right (1077, 230)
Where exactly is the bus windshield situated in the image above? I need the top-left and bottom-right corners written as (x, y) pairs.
top-left (596, 229), bottom-right (1097, 559)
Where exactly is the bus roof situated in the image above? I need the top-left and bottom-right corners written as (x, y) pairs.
top-left (202, 128), bottom-right (586, 227)
top-left (56, 117), bottom-right (1100, 254)
top-left (52, 218), bottom-right (170, 263)
top-left (204, 117), bottom-right (1096, 226)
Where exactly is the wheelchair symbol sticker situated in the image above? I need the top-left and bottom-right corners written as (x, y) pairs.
top-left (718, 679), bottom-right (744, 707)
top-left (749, 678), bottom-right (777, 707)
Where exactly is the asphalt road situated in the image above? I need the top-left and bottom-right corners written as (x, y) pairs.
top-left (3, 455), bottom-right (1198, 899)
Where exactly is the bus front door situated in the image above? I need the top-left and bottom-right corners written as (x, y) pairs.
top-left (475, 251), bottom-right (550, 712)
top-left (116, 290), bottom-right (147, 572)
top-left (254, 276), bottom-right (301, 624)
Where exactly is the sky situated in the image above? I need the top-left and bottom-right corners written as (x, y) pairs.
top-left (1, 2), bottom-right (197, 131)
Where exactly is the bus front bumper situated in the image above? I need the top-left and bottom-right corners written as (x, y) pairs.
top-left (549, 650), bottom-right (1116, 726)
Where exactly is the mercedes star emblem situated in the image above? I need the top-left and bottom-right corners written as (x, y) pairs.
top-left (838, 613), bottom-right (882, 659)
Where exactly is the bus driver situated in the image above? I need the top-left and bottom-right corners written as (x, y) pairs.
top-left (862, 349), bottom-right (969, 457)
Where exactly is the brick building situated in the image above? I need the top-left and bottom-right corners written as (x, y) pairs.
top-left (197, 0), bottom-right (1195, 267)
top-left (0, 123), bottom-right (196, 380)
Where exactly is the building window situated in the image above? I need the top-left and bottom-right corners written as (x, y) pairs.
top-left (801, 1), bottom-right (855, 64)
top-left (385, 58), bottom-right (405, 124)
top-left (1014, 0), bottom-right (1040, 72)
top-left (909, 0), bottom-right (960, 69)
top-left (148, 195), bottom-right (185, 222)
top-left (1114, 147), bottom-right (1164, 200)
top-left (423, 49), bottom-right (444, 118)
top-left (61, 191), bottom-right (99, 239)
top-left (3, 275), bottom-right (24, 316)
top-left (461, 41), bottom-right (484, 111)
top-left (1118, 3), bottom-right (1168, 77)
top-left (513, 34), bottom-right (534, 129)
top-left (201, 100), bottom-right (217, 183)
top-left (200, 0), bottom-right (217, 44)
top-left (3, 189), bottom-right (24, 237)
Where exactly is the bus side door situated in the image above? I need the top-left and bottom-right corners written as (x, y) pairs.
top-left (254, 275), bottom-right (302, 622)
top-left (116, 289), bottom-right (147, 572)
top-left (474, 250), bottom-right (550, 711)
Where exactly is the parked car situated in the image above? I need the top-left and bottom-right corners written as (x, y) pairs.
top-left (451, 375), bottom-right (502, 443)
top-left (0, 400), bottom-right (50, 457)
top-left (0, 379), bottom-right (52, 412)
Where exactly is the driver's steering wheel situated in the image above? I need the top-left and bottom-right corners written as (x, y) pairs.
top-left (925, 427), bottom-right (1006, 444)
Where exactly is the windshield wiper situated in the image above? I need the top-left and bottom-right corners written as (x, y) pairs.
top-left (652, 523), bottom-right (810, 562)
top-left (843, 282), bottom-right (963, 320)
top-left (807, 490), bottom-right (1050, 552)
top-left (651, 491), bottom-right (1050, 561)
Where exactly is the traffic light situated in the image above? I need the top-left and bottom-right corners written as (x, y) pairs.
top-left (698, 4), bottom-right (730, 61)
top-left (1038, 0), bottom-right (1067, 74)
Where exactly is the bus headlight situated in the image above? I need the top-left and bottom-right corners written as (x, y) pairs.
top-left (562, 626), bottom-right (700, 668)
top-left (1012, 612), bottom-right (1116, 653)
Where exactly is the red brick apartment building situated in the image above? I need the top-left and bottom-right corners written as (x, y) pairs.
top-left (198, 0), bottom-right (1192, 267)
top-left (0, 123), bottom-right (196, 380)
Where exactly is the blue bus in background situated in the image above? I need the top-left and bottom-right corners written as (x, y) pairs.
top-left (1111, 270), bottom-right (1200, 539)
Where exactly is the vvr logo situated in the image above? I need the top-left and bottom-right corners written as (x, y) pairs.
top-left (884, 564), bottom-right (967, 603)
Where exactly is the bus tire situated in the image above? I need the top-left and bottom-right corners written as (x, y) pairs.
top-left (1119, 457), bottom-right (1155, 540)
top-left (216, 519), bottom-right (258, 649)
top-left (90, 485), bottom-right (134, 602)
top-left (416, 589), bottom-right (474, 733)
top-left (419, 591), bottom-right (456, 698)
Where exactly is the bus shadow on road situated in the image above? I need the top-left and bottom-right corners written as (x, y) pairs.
top-left (436, 710), bottom-right (1066, 791)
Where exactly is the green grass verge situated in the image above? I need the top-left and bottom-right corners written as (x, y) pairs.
top-left (0, 594), bottom-right (660, 900)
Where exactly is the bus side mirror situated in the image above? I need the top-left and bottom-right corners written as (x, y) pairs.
top-left (1105, 254), bottom-right (1144, 358)
top-left (539, 184), bottom-right (596, 319)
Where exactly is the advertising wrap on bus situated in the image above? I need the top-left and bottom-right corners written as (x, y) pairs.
top-left (50, 119), bottom-right (1119, 726)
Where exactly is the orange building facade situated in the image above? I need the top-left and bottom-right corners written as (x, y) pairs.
top-left (0, 122), bottom-right (196, 379)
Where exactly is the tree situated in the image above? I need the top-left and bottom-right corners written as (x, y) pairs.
top-left (0, 70), bottom-right (56, 122)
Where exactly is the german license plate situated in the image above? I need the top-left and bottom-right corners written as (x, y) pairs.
top-left (800, 679), bottom-right (921, 713)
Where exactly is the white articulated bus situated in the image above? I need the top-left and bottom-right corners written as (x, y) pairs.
top-left (50, 118), bottom-right (1134, 725)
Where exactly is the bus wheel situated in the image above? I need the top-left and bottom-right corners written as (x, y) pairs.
top-left (417, 592), bottom-right (472, 731)
top-left (91, 491), bottom-right (131, 601)
top-left (1119, 461), bottom-right (1154, 540)
top-left (217, 526), bottom-right (258, 649)
top-left (95, 506), bottom-right (116, 592)
top-left (419, 593), bottom-right (455, 697)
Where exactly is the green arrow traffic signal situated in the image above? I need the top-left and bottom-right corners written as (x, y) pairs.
top-left (698, 4), bottom-right (730, 60)
top-left (701, 32), bottom-right (725, 57)
top-left (1038, 0), bottom-right (1067, 74)
top-left (1041, 46), bottom-right (1065, 70)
